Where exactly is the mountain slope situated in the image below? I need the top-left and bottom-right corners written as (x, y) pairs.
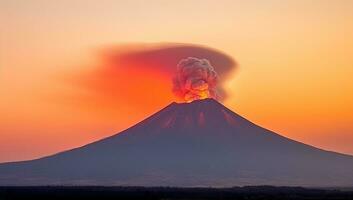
top-left (0, 99), bottom-right (353, 186)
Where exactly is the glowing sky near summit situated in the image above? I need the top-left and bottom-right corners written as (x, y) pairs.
top-left (1, 0), bottom-right (353, 162)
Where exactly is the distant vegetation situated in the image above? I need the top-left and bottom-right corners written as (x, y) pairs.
top-left (1, 186), bottom-right (353, 200)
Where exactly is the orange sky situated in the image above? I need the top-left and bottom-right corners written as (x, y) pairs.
top-left (1, 0), bottom-right (353, 162)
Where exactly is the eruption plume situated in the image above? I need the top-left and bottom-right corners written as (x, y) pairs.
top-left (173, 57), bottom-right (219, 102)
top-left (68, 43), bottom-right (236, 113)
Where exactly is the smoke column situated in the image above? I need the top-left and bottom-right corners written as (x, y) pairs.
top-left (173, 57), bottom-right (219, 102)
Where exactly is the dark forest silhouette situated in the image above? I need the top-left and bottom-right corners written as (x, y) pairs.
top-left (1, 186), bottom-right (353, 200)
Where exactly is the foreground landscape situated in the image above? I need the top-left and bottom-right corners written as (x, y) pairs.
top-left (1, 186), bottom-right (353, 200)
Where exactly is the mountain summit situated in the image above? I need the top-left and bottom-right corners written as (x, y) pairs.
top-left (0, 98), bottom-right (353, 186)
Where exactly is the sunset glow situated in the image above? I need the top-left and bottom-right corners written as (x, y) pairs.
top-left (1, 0), bottom-right (353, 162)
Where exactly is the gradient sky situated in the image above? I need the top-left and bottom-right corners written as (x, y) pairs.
top-left (1, 0), bottom-right (353, 162)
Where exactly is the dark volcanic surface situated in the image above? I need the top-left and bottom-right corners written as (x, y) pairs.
top-left (0, 99), bottom-right (353, 186)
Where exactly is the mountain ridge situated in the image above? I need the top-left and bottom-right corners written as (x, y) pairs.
top-left (0, 98), bottom-right (353, 187)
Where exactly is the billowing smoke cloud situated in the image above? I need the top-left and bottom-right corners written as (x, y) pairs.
top-left (173, 57), bottom-right (219, 102)
top-left (67, 43), bottom-right (236, 116)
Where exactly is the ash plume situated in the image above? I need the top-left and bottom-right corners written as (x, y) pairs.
top-left (173, 57), bottom-right (219, 102)
top-left (67, 43), bottom-right (236, 113)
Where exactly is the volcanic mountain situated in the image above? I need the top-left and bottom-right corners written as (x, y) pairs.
top-left (0, 99), bottom-right (353, 186)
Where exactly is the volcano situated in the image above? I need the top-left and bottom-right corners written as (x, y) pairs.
top-left (0, 99), bottom-right (353, 186)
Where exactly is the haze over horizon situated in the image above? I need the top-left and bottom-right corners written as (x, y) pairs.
top-left (1, 0), bottom-right (353, 162)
